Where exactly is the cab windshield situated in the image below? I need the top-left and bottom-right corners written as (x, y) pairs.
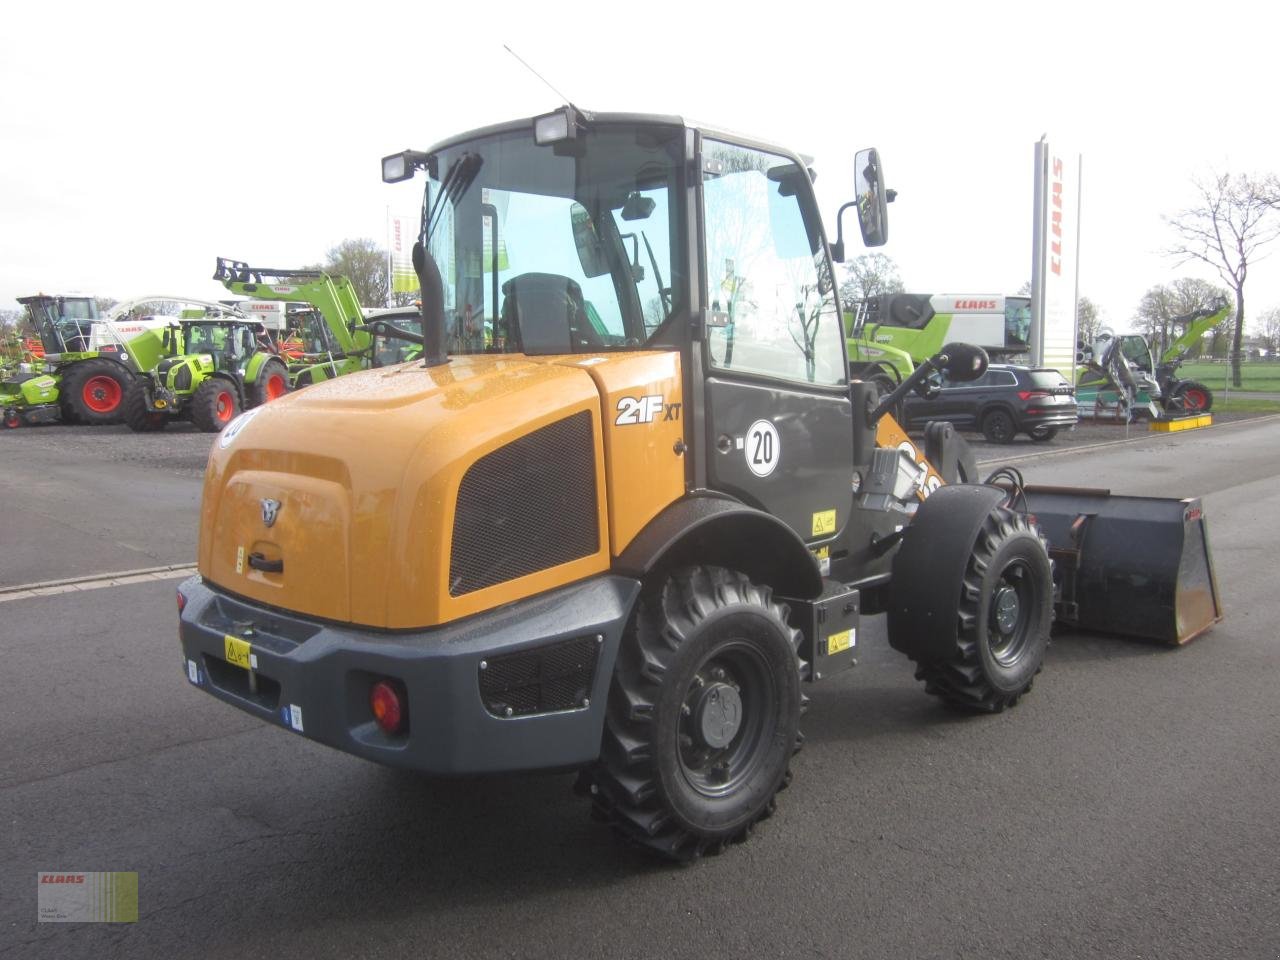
top-left (184, 322), bottom-right (250, 368)
top-left (423, 122), bottom-right (685, 355)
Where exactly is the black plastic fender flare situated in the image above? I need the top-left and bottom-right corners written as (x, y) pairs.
top-left (615, 495), bottom-right (823, 600)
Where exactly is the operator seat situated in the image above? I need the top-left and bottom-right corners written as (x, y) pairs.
top-left (500, 273), bottom-right (594, 354)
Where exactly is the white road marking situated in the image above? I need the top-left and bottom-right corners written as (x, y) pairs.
top-left (0, 563), bottom-right (197, 604)
top-left (974, 413), bottom-right (1280, 466)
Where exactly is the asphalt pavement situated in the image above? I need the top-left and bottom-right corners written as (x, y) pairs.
top-left (2, 416), bottom-right (1279, 959)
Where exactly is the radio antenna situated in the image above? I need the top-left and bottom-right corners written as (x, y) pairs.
top-left (503, 44), bottom-right (579, 111)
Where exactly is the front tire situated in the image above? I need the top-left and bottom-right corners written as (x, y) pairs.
top-left (981, 408), bottom-right (1016, 444)
top-left (62, 359), bottom-right (130, 425)
top-left (122, 381), bottom-right (167, 432)
top-left (1028, 426), bottom-right (1058, 442)
top-left (888, 486), bottom-right (1052, 713)
top-left (587, 567), bottom-right (803, 860)
top-left (189, 379), bottom-right (241, 432)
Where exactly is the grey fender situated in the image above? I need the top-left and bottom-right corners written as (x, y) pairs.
top-left (615, 495), bottom-right (823, 599)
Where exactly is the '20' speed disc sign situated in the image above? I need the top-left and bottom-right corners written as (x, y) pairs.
top-left (745, 419), bottom-right (780, 477)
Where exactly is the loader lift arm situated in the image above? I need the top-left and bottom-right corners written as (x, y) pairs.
top-left (213, 257), bottom-right (372, 361)
top-left (1161, 300), bottom-right (1231, 365)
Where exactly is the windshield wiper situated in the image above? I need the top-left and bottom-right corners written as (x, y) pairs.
top-left (640, 231), bottom-right (671, 320)
top-left (424, 152), bottom-right (483, 245)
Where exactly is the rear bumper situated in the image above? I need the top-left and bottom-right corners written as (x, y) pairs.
top-left (1017, 406), bottom-right (1078, 430)
top-left (177, 573), bottom-right (640, 774)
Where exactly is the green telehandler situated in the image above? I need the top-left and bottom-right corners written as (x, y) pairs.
top-left (213, 257), bottom-right (423, 385)
top-left (1074, 301), bottom-right (1230, 419)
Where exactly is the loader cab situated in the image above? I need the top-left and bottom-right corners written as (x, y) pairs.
top-left (384, 108), bottom-right (890, 558)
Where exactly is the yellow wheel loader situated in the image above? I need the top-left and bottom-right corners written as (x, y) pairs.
top-left (176, 108), bottom-right (1221, 860)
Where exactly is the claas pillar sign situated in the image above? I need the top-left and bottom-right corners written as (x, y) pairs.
top-left (174, 107), bottom-right (1222, 860)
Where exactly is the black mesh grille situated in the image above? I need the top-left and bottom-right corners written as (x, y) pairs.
top-left (173, 364), bottom-right (192, 391)
top-left (450, 411), bottom-right (598, 596)
top-left (478, 635), bottom-right (600, 717)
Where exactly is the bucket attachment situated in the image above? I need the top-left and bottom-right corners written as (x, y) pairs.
top-left (1021, 485), bottom-right (1222, 644)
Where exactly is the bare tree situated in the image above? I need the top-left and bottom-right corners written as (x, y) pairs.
top-left (838, 253), bottom-right (903, 311)
top-left (323, 238), bottom-right (390, 308)
top-left (1253, 306), bottom-right (1280, 357)
top-left (1166, 172), bottom-right (1280, 385)
top-left (1076, 296), bottom-right (1103, 347)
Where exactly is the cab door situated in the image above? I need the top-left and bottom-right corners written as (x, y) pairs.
top-left (699, 137), bottom-right (853, 545)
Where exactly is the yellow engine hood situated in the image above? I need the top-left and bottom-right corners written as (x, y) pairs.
top-left (198, 355), bottom-right (610, 629)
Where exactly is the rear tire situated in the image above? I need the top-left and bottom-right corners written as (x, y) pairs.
top-left (1028, 426), bottom-right (1058, 442)
top-left (1168, 381), bottom-right (1212, 414)
top-left (190, 379), bottom-right (241, 432)
top-left (586, 566), bottom-right (803, 860)
top-left (981, 408), bottom-right (1016, 444)
top-left (62, 359), bottom-right (130, 425)
top-left (122, 380), bottom-right (167, 432)
top-left (249, 358), bottom-right (290, 407)
top-left (4, 407), bottom-right (21, 429)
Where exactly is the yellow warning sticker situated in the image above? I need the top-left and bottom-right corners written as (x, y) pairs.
top-left (827, 629), bottom-right (854, 655)
top-left (812, 509), bottom-right (837, 536)
top-left (811, 545), bottom-right (830, 575)
top-left (235, 546), bottom-right (246, 575)
top-left (224, 634), bottom-right (253, 671)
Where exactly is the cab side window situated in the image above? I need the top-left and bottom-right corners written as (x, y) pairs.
top-left (702, 140), bottom-right (845, 386)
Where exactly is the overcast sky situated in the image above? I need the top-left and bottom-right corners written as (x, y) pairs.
top-left (4, 1), bottom-right (1278, 332)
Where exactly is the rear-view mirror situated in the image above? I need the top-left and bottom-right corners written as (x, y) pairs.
top-left (854, 148), bottom-right (889, 247)
top-left (570, 203), bottom-right (610, 278)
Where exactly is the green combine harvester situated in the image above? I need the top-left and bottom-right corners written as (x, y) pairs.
top-left (123, 299), bottom-right (292, 433)
top-left (847, 292), bottom-right (1031, 392)
top-left (2, 294), bottom-right (175, 428)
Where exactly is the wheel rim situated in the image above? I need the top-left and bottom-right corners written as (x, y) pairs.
top-left (989, 415), bottom-right (1012, 442)
top-left (677, 641), bottom-right (775, 799)
top-left (4, 409), bottom-right (19, 428)
top-left (83, 375), bottom-right (122, 413)
top-left (266, 372), bottom-right (287, 400)
top-left (1184, 388), bottom-right (1207, 411)
top-left (987, 559), bottom-right (1036, 666)
top-left (215, 391), bottom-right (235, 423)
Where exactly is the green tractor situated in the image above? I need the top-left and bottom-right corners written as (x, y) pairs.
top-left (123, 301), bottom-right (291, 433)
top-left (2, 295), bottom-right (176, 428)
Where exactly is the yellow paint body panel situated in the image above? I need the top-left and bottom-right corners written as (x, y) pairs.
top-left (564, 352), bottom-right (686, 555)
top-left (1150, 414), bottom-right (1212, 432)
top-left (874, 414), bottom-right (945, 499)
top-left (199, 350), bottom-right (687, 630)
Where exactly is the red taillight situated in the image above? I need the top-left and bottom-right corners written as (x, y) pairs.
top-left (176, 589), bottom-right (187, 614)
top-left (1018, 390), bottom-right (1051, 401)
top-left (370, 680), bottom-right (406, 735)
